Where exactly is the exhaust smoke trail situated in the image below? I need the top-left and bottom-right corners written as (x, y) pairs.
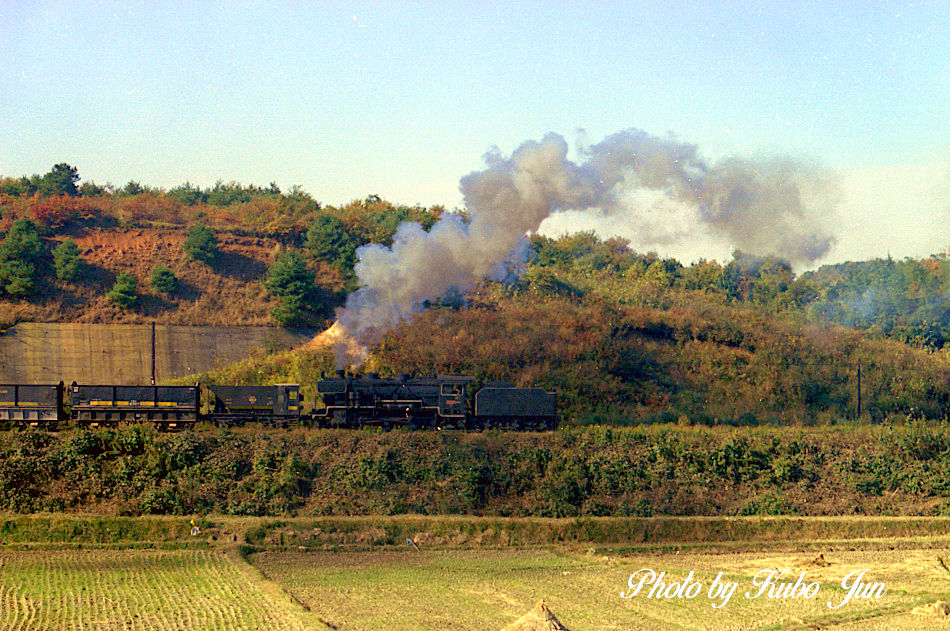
top-left (325, 128), bottom-right (839, 367)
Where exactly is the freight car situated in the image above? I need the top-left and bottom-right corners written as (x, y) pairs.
top-left (0, 382), bottom-right (67, 429)
top-left (313, 371), bottom-right (557, 430)
top-left (207, 384), bottom-right (301, 428)
top-left (70, 383), bottom-right (199, 431)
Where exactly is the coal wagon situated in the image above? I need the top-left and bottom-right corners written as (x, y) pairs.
top-left (207, 384), bottom-right (300, 427)
top-left (0, 382), bottom-right (66, 429)
top-left (474, 385), bottom-right (557, 430)
top-left (70, 382), bottom-right (199, 430)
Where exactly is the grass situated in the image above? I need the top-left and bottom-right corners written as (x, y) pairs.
top-left (249, 546), bottom-right (943, 630)
top-left (2, 515), bottom-right (950, 629)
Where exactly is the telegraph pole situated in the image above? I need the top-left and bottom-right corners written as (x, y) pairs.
top-left (856, 358), bottom-right (862, 419)
top-left (151, 322), bottom-right (156, 385)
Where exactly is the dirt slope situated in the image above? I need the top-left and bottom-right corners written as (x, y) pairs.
top-left (1, 227), bottom-right (342, 327)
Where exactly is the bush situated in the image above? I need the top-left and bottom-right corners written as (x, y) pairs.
top-left (53, 239), bottom-right (82, 281)
top-left (150, 266), bottom-right (178, 294)
top-left (30, 196), bottom-right (99, 230)
top-left (182, 223), bottom-right (218, 264)
top-left (108, 272), bottom-right (138, 308)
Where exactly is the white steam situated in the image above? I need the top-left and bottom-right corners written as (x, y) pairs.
top-left (331, 128), bottom-right (839, 366)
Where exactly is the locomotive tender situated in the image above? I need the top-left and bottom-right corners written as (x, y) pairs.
top-left (0, 374), bottom-right (557, 431)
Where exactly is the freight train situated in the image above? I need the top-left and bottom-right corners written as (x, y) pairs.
top-left (0, 373), bottom-right (557, 431)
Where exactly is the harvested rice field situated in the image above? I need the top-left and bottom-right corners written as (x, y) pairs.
top-left (0, 548), bottom-right (324, 631)
top-left (251, 544), bottom-right (950, 630)
top-left (4, 515), bottom-right (950, 630)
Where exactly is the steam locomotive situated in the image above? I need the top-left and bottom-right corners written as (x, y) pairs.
top-left (0, 374), bottom-right (557, 431)
top-left (315, 371), bottom-right (557, 430)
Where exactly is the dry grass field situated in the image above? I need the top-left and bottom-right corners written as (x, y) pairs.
top-left (250, 544), bottom-right (950, 630)
top-left (3, 516), bottom-right (950, 630)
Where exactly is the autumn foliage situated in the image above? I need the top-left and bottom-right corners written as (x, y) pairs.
top-left (29, 195), bottom-right (101, 230)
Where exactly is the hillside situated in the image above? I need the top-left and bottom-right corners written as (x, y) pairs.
top-left (3, 165), bottom-right (950, 425)
top-left (0, 226), bottom-right (349, 327)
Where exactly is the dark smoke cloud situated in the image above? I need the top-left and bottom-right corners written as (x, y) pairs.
top-left (330, 128), bottom-right (838, 366)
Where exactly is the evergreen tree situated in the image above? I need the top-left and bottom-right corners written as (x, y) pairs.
top-left (108, 272), bottom-right (138, 309)
top-left (52, 239), bottom-right (82, 281)
top-left (305, 215), bottom-right (359, 270)
top-left (0, 219), bottom-right (47, 297)
top-left (38, 163), bottom-right (79, 197)
top-left (263, 250), bottom-right (324, 326)
top-left (150, 266), bottom-right (178, 294)
top-left (182, 223), bottom-right (218, 264)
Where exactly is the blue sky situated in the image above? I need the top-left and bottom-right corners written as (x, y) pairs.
top-left (1, 1), bottom-right (948, 265)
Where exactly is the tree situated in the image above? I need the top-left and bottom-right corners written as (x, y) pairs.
top-left (150, 266), bottom-right (178, 294)
top-left (30, 196), bottom-right (99, 231)
top-left (206, 180), bottom-right (251, 206)
top-left (182, 223), bottom-right (218, 264)
top-left (53, 239), bottom-right (82, 281)
top-left (0, 219), bottom-right (47, 297)
top-left (79, 181), bottom-right (106, 197)
top-left (305, 215), bottom-right (358, 270)
top-left (38, 163), bottom-right (79, 197)
top-left (107, 272), bottom-right (138, 308)
top-left (167, 182), bottom-right (206, 206)
top-left (264, 251), bottom-right (312, 298)
top-left (263, 250), bottom-right (326, 326)
top-left (119, 180), bottom-right (146, 196)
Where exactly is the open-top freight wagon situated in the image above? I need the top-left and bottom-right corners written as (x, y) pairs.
top-left (0, 383), bottom-right (67, 429)
top-left (207, 384), bottom-right (301, 428)
top-left (70, 383), bottom-right (199, 431)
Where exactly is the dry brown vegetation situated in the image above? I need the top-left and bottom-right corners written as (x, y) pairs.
top-left (0, 227), bottom-right (344, 327)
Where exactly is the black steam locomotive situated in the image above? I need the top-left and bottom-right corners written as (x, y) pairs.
top-left (0, 374), bottom-right (557, 431)
top-left (314, 371), bottom-right (557, 430)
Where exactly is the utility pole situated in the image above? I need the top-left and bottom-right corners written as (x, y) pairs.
top-left (151, 322), bottom-right (156, 385)
top-left (856, 358), bottom-right (862, 419)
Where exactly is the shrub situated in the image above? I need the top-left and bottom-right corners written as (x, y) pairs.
top-left (30, 195), bottom-right (99, 230)
top-left (108, 272), bottom-right (138, 308)
top-left (150, 266), bottom-right (178, 294)
top-left (52, 238), bottom-right (82, 281)
top-left (182, 223), bottom-right (218, 264)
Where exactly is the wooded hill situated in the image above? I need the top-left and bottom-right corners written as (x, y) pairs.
top-left (3, 164), bottom-right (950, 425)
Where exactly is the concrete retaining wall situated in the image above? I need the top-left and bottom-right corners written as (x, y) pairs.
top-left (0, 323), bottom-right (317, 384)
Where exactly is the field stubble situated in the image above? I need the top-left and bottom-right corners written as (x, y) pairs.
top-left (3, 516), bottom-right (950, 630)
top-left (0, 548), bottom-right (325, 631)
top-left (250, 543), bottom-right (950, 631)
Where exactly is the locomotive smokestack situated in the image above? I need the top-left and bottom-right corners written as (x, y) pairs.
top-left (326, 128), bottom-right (838, 367)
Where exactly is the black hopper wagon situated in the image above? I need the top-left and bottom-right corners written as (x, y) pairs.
top-left (0, 382), bottom-right (67, 429)
top-left (207, 384), bottom-right (301, 428)
top-left (70, 383), bottom-right (199, 431)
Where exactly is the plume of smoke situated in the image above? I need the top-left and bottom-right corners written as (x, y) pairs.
top-left (581, 129), bottom-right (839, 261)
top-left (330, 128), bottom-right (838, 366)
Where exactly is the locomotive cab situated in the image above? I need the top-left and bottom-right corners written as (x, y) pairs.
top-left (436, 376), bottom-right (475, 427)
